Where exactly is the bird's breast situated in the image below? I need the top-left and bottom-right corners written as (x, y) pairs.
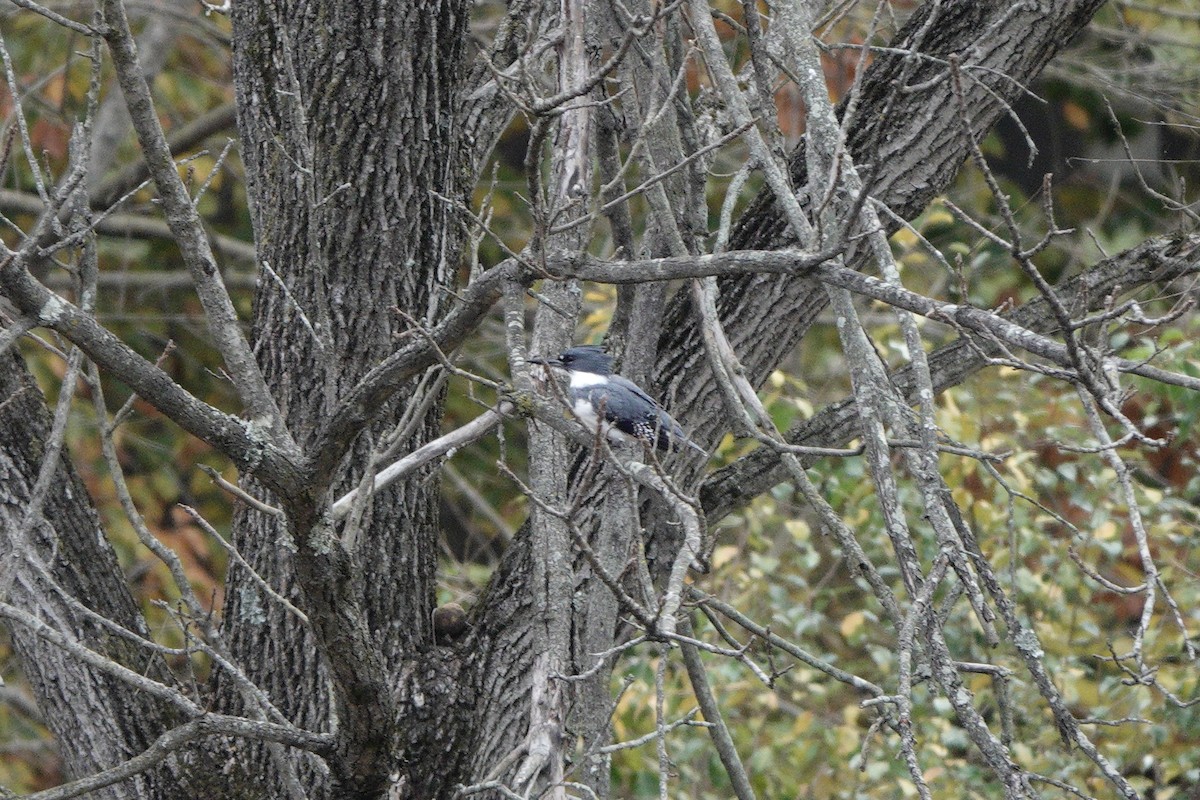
top-left (571, 395), bottom-right (603, 429)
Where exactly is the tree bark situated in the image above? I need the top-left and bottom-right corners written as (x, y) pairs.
top-left (225, 1), bottom-right (472, 796)
top-left (0, 352), bottom-right (182, 797)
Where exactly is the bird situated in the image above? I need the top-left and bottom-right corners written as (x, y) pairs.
top-left (529, 345), bottom-right (707, 456)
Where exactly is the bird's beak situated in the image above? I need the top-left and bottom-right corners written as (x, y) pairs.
top-left (528, 355), bottom-right (563, 369)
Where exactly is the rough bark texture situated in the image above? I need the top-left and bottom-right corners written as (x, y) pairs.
top-left (225, 1), bottom-right (472, 796)
top-left (0, 352), bottom-right (182, 797)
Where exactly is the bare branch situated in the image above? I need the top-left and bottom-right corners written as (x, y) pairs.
top-left (677, 614), bottom-right (757, 800)
top-left (19, 715), bottom-right (332, 800)
top-left (98, 0), bottom-right (285, 434)
top-left (0, 188), bottom-right (258, 264)
top-left (0, 600), bottom-right (202, 717)
top-left (0, 246), bottom-right (301, 491)
top-left (332, 403), bottom-right (509, 520)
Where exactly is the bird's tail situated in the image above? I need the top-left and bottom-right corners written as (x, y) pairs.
top-left (669, 420), bottom-right (708, 458)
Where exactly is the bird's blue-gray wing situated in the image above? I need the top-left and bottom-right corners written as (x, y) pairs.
top-left (601, 376), bottom-right (695, 452)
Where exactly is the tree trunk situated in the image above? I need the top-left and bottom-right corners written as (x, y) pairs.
top-left (225, 1), bottom-right (471, 796)
top-left (0, 352), bottom-right (183, 797)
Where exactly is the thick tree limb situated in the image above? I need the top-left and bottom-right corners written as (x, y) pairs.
top-left (651, 0), bottom-right (1111, 458)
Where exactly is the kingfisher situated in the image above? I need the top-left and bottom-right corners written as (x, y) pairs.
top-left (529, 346), bottom-right (706, 456)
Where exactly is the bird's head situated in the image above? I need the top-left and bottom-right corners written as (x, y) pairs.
top-left (529, 345), bottom-right (613, 377)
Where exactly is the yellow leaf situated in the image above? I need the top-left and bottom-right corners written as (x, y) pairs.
top-left (710, 545), bottom-right (739, 569)
top-left (42, 73), bottom-right (66, 105)
top-left (845, 507), bottom-right (870, 527)
top-left (791, 397), bottom-right (814, 417)
top-left (892, 226), bottom-right (919, 250)
top-left (836, 724), bottom-right (860, 756)
top-left (941, 390), bottom-right (961, 417)
top-left (1062, 100), bottom-right (1091, 130)
top-left (784, 519), bottom-right (810, 543)
top-left (924, 206), bottom-right (954, 228)
top-left (583, 286), bottom-right (613, 304)
top-left (840, 611), bottom-right (865, 638)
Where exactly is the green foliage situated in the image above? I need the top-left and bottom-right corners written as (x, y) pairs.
top-left (598, 350), bottom-right (1199, 797)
